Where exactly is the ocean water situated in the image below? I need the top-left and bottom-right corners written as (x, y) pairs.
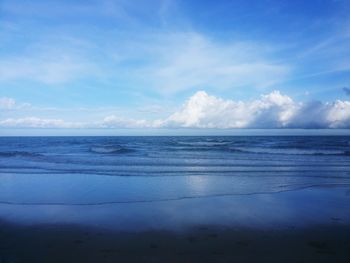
top-left (0, 136), bottom-right (350, 230)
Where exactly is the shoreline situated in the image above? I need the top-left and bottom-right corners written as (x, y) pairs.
top-left (1, 186), bottom-right (350, 232)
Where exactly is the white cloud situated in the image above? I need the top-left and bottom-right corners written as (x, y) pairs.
top-left (0, 53), bottom-right (94, 85)
top-left (160, 90), bottom-right (297, 128)
top-left (326, 100), bottom-right (350, 128)
top-left (0, 115), bottom-right (154, 129)
top-left (0, 25), bottom-right (290, 93)
top-left (0, 97), bottom-right (30, 110)
top-left (159, 91), bottom-right (350, 129)
top-left (139, 33), bottom-right (290, 94)
top-left (1, 91), bottom-right (350, 129)
top-left (0, 117), bottom-right (81, 128)
top-left (99, 115), bottom-right (151, 128)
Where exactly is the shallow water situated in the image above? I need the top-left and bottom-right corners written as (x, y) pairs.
top-left (0, 136), bottom-right (350, 230)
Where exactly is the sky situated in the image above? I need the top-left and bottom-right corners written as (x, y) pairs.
top-left (0, 0), bottom-right (350, 135)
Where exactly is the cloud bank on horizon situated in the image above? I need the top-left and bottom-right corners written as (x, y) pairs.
top-left (1, 91), bottom-right (350, 129)
top-left (1, 0), bottom-right (350, 132)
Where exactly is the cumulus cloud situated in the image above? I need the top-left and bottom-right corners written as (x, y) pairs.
top-left (1, 91), bottom-right (350, 129)
top-left (159, 91), bottom-right (350, 129)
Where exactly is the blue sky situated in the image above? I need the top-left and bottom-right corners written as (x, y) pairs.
top-left (0, 0), bottom-right (350, 134)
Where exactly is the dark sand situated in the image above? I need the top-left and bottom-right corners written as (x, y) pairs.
top-left (1, 220), bottom-right (349, 263)
top-left (1, 186), bottom-right (350, 262)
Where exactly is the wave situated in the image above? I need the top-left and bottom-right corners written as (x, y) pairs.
top-left (90, 145), bottom-right (132, 154)
top-left (0, 151), bottom-right (43, 158)
top-left (231, 147), bottom-right (350, 156)
top-left (176, 141), bottom-right (231, 147)
top-left (163, 145), bottom-right (350, 156)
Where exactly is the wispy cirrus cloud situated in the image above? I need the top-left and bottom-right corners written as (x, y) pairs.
top-left (2, 0), bottom-right (347, 99)
top-left (0, 43), bottom-right (98, 85)
top-left (0, 30), bottom-right (291, 93)
top-left (111, 32), bottom-right (291, 95)
top-left (0, 97), bottom-right (16, 109)
top-left (0, 117), bottom-right (81, 128)
top-left (0, 97), bottom-right (30, 110)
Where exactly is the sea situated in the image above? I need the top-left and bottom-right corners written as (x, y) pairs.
top-left (0, 136), bottom-right (350, 231)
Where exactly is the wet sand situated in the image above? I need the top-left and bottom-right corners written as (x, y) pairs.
top-left (1, 186), bottom-right (350, 262)
top-left (1, 220), bottom-right (350, 262)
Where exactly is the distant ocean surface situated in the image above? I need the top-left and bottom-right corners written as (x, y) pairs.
top-left (0, 136), bottom-right (350, 206)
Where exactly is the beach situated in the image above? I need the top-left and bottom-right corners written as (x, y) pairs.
top-left (1, 186), bottom-right (350, 262)
top-left (1, 222), bottom-right (349, 262)
top-left (0, 136), bottom-right (349, 262)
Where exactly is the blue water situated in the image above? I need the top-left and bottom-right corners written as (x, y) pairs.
top-left (0, 136), bottom-right (350, 230)
top-left (0, 136), bottom-right (350, 204)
